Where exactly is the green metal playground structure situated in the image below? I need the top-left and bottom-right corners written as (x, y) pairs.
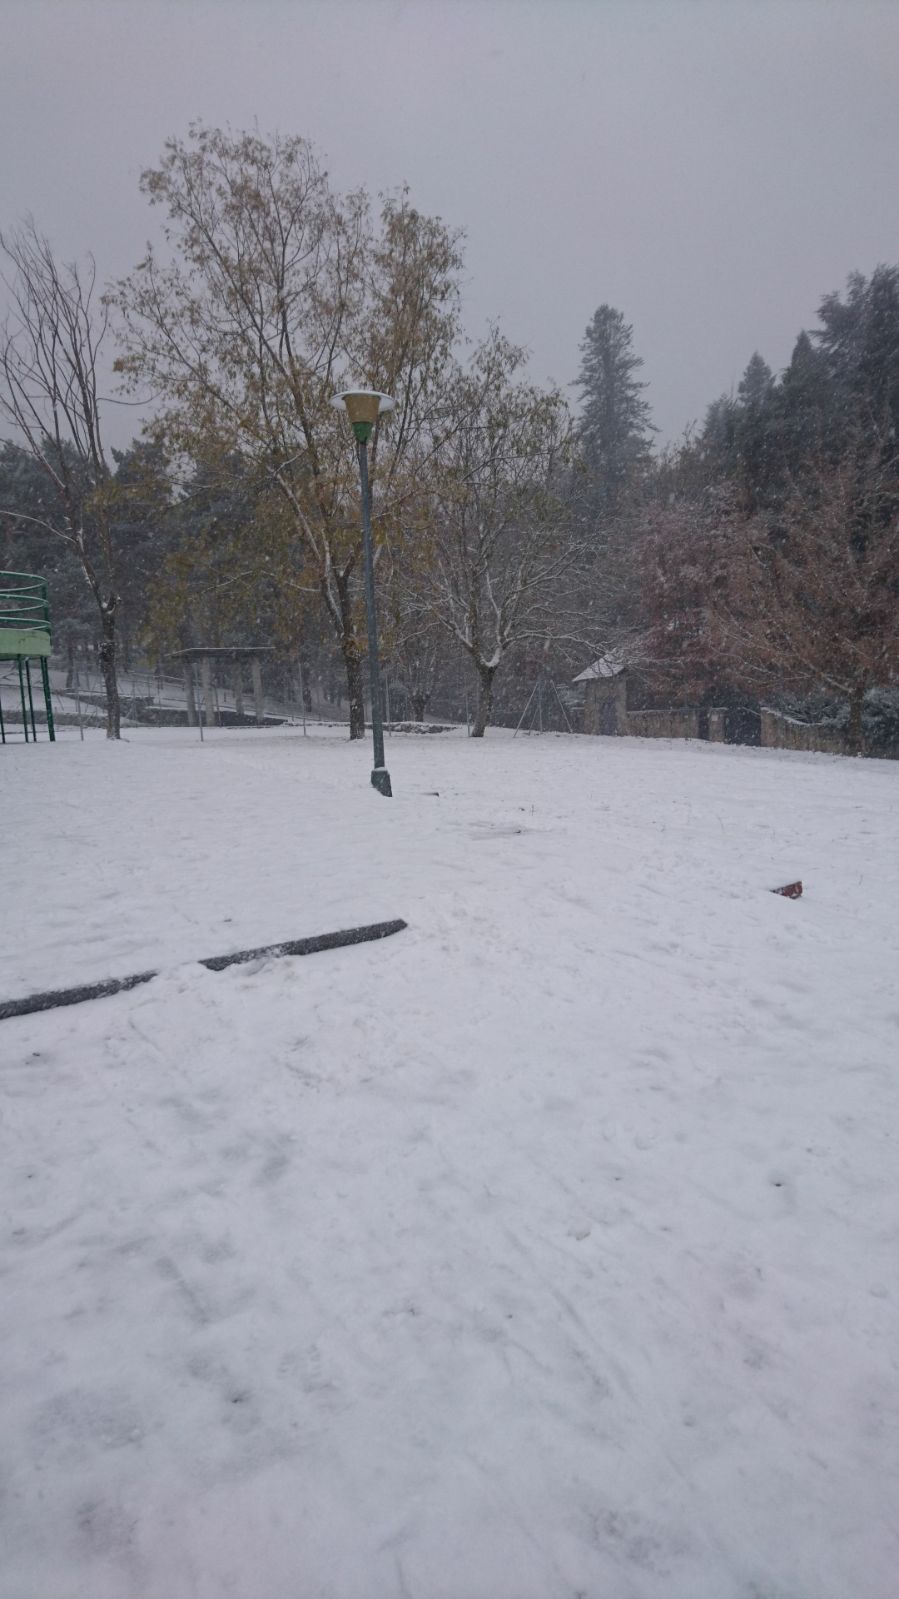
top-left (0, 572), bottom-right (55, 743)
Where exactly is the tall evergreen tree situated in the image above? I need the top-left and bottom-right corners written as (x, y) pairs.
top-left (574, 305), bottom-right (654, 513)
top-left (816, 265), bottom-right (899, 441)
top-left (775, 330), bottom-right (832, 466)
top-left (698, 354), bottom-right (777, 508)
top-left (812, 268), bottom-right (895, 418)
top-left (815, 266), bottom-right (899, 549)
top-left (737, 351), bottom-right (774, 411)
top-left (700, 394), bottom-right (739, 479)
top-left (734, 352), bottom-right (776, 508)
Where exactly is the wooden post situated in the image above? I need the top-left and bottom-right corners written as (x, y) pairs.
top-left (297, 655), bottom-right (307, 737)
top-left (251, 657), bottom-right (264, 726)
top-left (201, 656), bottom-right (217, 728)
top-left (183, 662), bottom-right (198, 726)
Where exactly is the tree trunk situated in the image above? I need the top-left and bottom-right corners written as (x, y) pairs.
top-left (299, 647), bottom-right (313, 712)
top-left (472, 663), bottom-right (495, 738)
top-left (251, 657), bottom-right (265, 727)
top-left (201, 656), bottom-right (217, 728)
top-left (342, 640), bottom-right (366, 739)
top-left (410, 692), bottom-right (429, 723)
top-left (183, 662), bottom-right (198, 726)
top-left (335, 575), bottom-right (366, 739)
top-left (99, 598), bottom-right (121, 740)
top-left (847, 681), bottom-right (867, 755)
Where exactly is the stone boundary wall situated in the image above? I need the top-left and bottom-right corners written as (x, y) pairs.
top-left (707, 708), bottom-right (727, 742)
top-left (583, 678), bottom-right (626, 735)
top-left (624, 708), bottom-right (700, 740)
top-left (760, 708), bottom-right (849, 755)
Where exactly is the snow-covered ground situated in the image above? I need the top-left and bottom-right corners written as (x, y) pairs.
top-left (2, 726), bottom-right (898, 1599)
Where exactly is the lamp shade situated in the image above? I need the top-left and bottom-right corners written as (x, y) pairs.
top-left (330, 390), bottom-right (395, 429)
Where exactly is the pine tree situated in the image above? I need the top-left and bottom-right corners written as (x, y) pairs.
top-left (734, 352), bottom-right (776, 508)
top-left (775, 331), bottom-right (832, 466)
top-left (816, 265), bottom-right (899, 441)
top-left (815, 266), bottom-right (899, 549)
top-left (574, 305), bottom-right (654, 514)
top-left (700, 394), bottom-right (739, 478)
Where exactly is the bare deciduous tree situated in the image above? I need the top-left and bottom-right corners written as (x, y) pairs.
top-left (410, 332), bottom-right (577, 736)
top-left (0, 220), bottom-right (121, 736)
top-left (635, 435), bottom-right (899, 751)
top-left (632, 486), bottom-right (738, 703)
top-left (723, 438), bottom-right (899, 751)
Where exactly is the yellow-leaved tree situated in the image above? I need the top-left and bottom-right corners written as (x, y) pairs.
top-left (112, 125), bottom-right (464, 737)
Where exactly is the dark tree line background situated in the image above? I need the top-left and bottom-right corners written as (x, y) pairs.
top-left (1, 127), bottom-right (897, 750)
top-left (633, 265), bottom-right (899, 753)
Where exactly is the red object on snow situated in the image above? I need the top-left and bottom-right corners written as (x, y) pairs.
top-left (772, 880), bottom-right (803, 899)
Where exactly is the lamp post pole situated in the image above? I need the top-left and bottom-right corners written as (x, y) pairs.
top-left (355, 432), bottom-right (391, 796)
top-left (331, 388), bottom-right (396, 797)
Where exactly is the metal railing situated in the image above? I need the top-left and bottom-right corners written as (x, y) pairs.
top-left (0, 571), bottom-right (51, 640)
top-left (0, 572), bottom-right (55, 743)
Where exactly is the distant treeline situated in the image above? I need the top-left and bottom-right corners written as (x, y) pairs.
top-left (1, 126), bottom-right (896, 747)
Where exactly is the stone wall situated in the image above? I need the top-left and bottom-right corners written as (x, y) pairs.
top-left (624, 707), bottom-right (700, 740)
top-left (760, 708), bottom-right (849, 755)
top-left (581, 680), bottom-right (876, 755)
top-left (583, 677), bottom-right (627, 735)
top-left (584, 678), bottom-right (703, 741)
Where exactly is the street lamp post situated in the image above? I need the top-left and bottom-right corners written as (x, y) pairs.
top-left (331, 388), bottom-right (395, 797)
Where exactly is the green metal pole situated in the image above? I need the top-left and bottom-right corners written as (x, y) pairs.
top-left (355, 434), bottom-right (392, 798)
top-left (40, 656), bottom-right (55, 741)
top-left (17, 658), bottom-right (29, 742)
top-left (25, 658), bottom-right (38, 740)
top-left (0, 684), bottom-right (5, 743)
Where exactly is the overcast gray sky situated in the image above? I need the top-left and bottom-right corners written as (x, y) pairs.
top-left (2, 0), bottom-right (897, 446)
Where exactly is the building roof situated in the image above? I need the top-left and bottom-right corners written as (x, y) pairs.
top-left (573, 652), bottom-right (627, 683)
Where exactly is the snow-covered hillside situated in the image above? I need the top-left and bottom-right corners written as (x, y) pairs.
top-left (2, 727), bottom-right (897, 1598)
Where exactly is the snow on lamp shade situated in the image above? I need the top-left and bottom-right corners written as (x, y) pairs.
top-left (330, 390), bottom-right (395, 428)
